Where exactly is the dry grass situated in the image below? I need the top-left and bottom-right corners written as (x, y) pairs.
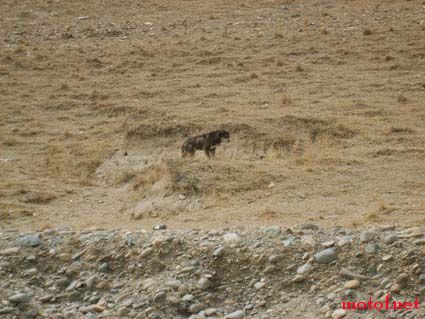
top-left (281, 94), bottom-right (292, 106)
top-left (397, 93), bottom-right (407, 104)
top-left (46, 138), bottom-right (113, 185)
top-left (2, 136), bottom-right (20, 146)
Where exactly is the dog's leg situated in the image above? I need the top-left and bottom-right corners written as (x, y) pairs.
top-left (210, 148), bottom-right (216, 159)
top-left (204, 147), bottom-right (211, 159)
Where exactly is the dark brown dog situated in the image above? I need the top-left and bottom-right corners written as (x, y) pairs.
top-left (182, 130), bottom-right (230, 159)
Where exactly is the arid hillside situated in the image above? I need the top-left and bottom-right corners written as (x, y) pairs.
top-left (1, 0), bottom-right (425, 231)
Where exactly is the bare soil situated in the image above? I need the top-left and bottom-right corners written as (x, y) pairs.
top-left (1, 0), bottom-right (425, 232)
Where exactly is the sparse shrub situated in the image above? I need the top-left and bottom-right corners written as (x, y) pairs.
top-left (296, 64), bottom-right (304, 72)
top-left (397, 93), bottom-right (407, 104)
top-left (3, 137), bottom-right (19, 146)
top-left (276, 59), bottom-right (284, 67)
top-left (363, 28), bottom-right (373, 35)
top-left (281, 94), bottom-right (292, 106)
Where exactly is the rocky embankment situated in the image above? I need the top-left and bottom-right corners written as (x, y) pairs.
top-left (1, 225), bottom-right (425, 319)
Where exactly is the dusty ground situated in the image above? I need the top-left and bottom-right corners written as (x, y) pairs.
top-left (1, 0), bottom-right (425, 232)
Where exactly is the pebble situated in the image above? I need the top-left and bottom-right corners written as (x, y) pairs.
top-left (297, 262), bottom-right (313, 274)
top-left (382, 254), bottom-right (393, 261)
top-left (315, 248), bottom-right (337, 264)
top-left (9, 292), bottom-right (31, 304)
top-left (153, 224), bottom-right (167, 230)
top-left (197, 278), bottom-right (211, 290)
top-left (189, 303), bottom-right (204, 313)
top-left (223, 233), bottom-right (240, 242)
top-left (292, 275), bottom-right (305, 283)
top-left (332, 309), bottom-right (346, 319)
top-left (360, 231), bottom-right (377, 243)
top-left (1, 247), bottom-right (21, 255)
top-left (384, 234), bottom-right (398, 245)
top-left (344, 280), bottom-right (360, 289)
top-left (20, 233), bottom-right (41, 247)
top-left (264, 225), bottom-right (281, 236)
top-left (225, 310), bottom-right (244, 318)
top-left (365, 243), bottom-right (379, 254)
top-left (141, 247), bottom-right (153, 257)
top-left (213, 246), bottom-right (225, 257)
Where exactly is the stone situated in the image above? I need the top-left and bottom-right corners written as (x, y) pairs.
top-left (383, 234), bottom-right (398, 245)
top-left (264, 225), bottom-right (281, 236)
top-left (382, 254), bottom-right (393, 261)
top-left (344, 280), bottom-right (360, 289)
top-left (20, 233), bottom-right (41, 247)
top-left (292, 275), bottom-right (305, 283)
top-left (419, 274), bottom-right (425, 283)
top-left (189, 303), bottom-right (203, 313)
top-left (365, 243), bottom-right (379, 254)
top-left (254, 282), bottom-right (265, 289)
top-left (297, 262), bottom-right (313, 274)
top-left (141, 247), bottom-right (153, 258)
top-left (225, 310), bottom-right (244, 318)
top-left (332, 309), bottom-right (346, 319)
top-left (153, 224), bottom-right (167, 230)
top-left (223, 233), bottom-right (240, 242)
top-left (213, 246), bottom-right (225, 257)
top-left (197, 278), bottom-right (211, 290)
top-left (205, 308), bottom-right (217, 316)
top-left (9, 292), bottom-right (31, 304)
top-left (315, 248), bottom-right (337, 264)
top-left (360, 231), bottom-right (376, 243)
top-left (1, 247), bottom-right (21, 255)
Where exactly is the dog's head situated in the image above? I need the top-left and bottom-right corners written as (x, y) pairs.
top-left (217, 130), bottom-right (230, 142)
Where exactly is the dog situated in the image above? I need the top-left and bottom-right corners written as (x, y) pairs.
top-left (182, 130), bottom-right (230, 159)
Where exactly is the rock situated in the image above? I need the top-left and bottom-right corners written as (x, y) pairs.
top-left (213, 246), bottom-right (225, 257)
top-left (332, 309), bottom-right (346, 319)
top-left (179, 194), bottom-right (186, 200)
top-left (223, 233), bottom-right (240, 242)
top-left (225, 310), bottom-right (244, 318)
top-left (20, 233), bottom-right (41, 247)
top-left (337, 236), bottom-right (352, 247)
top-left (165, 280), bottom-right (182, 289)
top-left (322, 240), bottom-right (335, 248)
top-left (205, 308), bottom-right (217, 316)
top-left (365, 243), bottom-right (379, 254)
top-left (153, 224), bottom-right (166, 230)
top-left (9, 292), bottom-right (31, 304)
top-left (142, 278), bottom-right (156, 290)
top-left (254, 282), bottom-right (265, 289)
top-left (264, 225), bottom-right (281, 236)
top-left (339, 268), bottom-right (370, 280)
top-left (414, 238), bottom-right (425, 245)
top-left (282, 237), bottom-right (295, 247)
top-left (315, 248), bottom-right (337, 264)
top-left (0, 307), bottom-right (15, 315)
top-left (98, 262), bottom-right (109, 273)
top-left (141, 247), bottom-right (153, 257)
top-left (344, 280), bottom-right (360, 289)
top-left (292, 275), bottom-right (305, 283)
top-left (391, 283), bottom-right (401, 293)
top-left (197, 278), bottom-right (211, 290)
top-left (189, 303), bottom-right (203, 313)
top-left (382, 254), bottom-right (393, 261)
top-left (360, 231), bottom-right (376, 243)
top-left (419, 274), bottom-right (425, 283)
top-left (1, 247), bottom-right (21, 255)
top-left (297, 262), bottom-right (313, 274)
top-left (384, 234), bottom-right (398, 245)
top-left (80, 305), bottom-right (105, 313)
top-left (182, 294), bottom-right (194, 302)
